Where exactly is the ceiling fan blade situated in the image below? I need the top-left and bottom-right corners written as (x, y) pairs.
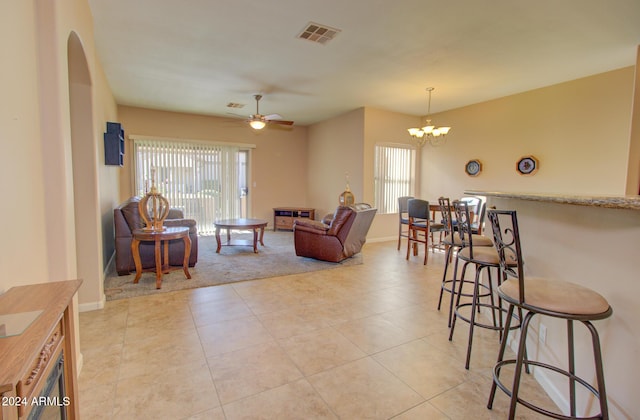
top-left (264, 113), bottom-right (283, 120)
top-left (268, 119), bottom-right (294, 126)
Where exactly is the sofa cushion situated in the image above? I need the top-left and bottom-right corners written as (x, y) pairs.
top-left (121, 198), bottom-right (144, 230)
top-left (165, 218), bottom-right (197, 234)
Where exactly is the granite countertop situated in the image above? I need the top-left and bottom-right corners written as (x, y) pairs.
top-left (465, 190), bottom-right (640, 210)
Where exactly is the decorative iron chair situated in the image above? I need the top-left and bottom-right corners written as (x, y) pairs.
top-left (448, 201), bottom-right (518, 369)
top-left (486, 209), bottom-right (612, 419)
top-left (436, 197), bottom-right (493, 327)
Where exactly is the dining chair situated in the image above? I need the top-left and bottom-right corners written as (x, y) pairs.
top-left (405, 198), bottom-right (431, 265)
top-left (451, 196), bottom-right (481, 232)
top-left (471, 200), bottom-right (487, 235)
top-left (397, 196), bottom-right (414, 250)
top-left (486, 209), bottom-right (612, 419)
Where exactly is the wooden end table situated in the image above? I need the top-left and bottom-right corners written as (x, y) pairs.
top-left (131, 226), bottom-right (192, 289)
top-left (214, 218), bottom-right (268, 253)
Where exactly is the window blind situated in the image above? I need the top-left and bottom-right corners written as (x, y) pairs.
top-left (374, 144), bottom-right (416, 214)
top-left (133, 139), bottom-right (241, 235)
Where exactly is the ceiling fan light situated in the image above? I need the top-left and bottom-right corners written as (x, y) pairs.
top-left (249, 120), bottom-right (266, 130)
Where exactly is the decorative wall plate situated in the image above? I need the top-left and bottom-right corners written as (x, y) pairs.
top-left (517, 155), bottom-right (539, 175)
top-left (465, 159), bottom-right (482, 177)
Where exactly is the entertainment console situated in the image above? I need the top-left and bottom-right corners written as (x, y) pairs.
top-left (273, 207), bottom-right (315, 231)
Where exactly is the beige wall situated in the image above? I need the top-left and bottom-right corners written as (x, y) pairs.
top-left (306, 107), bottom-right (421, 240)
top-left (117, 106), bottom-right (309, 224)
top-left (363, 107), bottom-right (421, 240)
top-left (0, 0), bottom-right (50, 292)
top-left (1, 0), bottom-right (120, 311)
top-left (626, 47), bottom-right (640, 194)
top-left (421, 67), bottom-right (635, 201)
top-left (307, 108), bottom-right (365, 220)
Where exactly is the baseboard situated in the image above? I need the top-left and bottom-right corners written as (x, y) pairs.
top-left (76, 251), bottom-right (114, 313)
top-left (367, 235), bottom-right (396, 243)
top-left (79, 299), bottom-right (105, 312)
top-left (76, 351), bottom-right (84, 377)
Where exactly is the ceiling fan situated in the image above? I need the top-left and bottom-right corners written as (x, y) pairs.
top-left (246, 94), bottom-right (294, 130)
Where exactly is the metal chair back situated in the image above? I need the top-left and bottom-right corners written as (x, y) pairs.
top-left (486, 209), bottom-right (526, 303)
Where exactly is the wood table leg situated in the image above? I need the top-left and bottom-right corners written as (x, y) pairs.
top-left (215, 226), bottom-right (222, 253)
top-left (252, 228), bottom-right (258, 253)
top-left (183, 235), bottom-right (192, 279)
top-left (163, 240), bottom-right (170, 274)
top-left (131, 238), bottom-right (142, 283)
top-left (155, 238), bottom-right (163, 289)
top-left (259, 225), bottom-right (265, 246)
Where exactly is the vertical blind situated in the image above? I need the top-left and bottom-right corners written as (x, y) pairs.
top-left (133, 139), bottom-right (241, 235)
top-left (374, 144), bottom-right (416, 214)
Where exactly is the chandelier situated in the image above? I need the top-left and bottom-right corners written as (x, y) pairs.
top-left (407, 87), bottom-right (451, 147)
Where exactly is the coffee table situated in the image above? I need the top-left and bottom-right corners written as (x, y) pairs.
top-left (131, 226), bottom-right (192, 289)
top-left (215, 218), bottom-right (268, 253)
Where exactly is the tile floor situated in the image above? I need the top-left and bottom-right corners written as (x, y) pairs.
top-left (79, 240), bottom-right (556, 419)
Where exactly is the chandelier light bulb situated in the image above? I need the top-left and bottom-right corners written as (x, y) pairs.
top-left (407, 87), bottom-right (451, 147)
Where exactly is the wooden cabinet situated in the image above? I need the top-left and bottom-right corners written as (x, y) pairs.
top-left (0, 280), bottom-right (82, 420)
top-left (104, 121), bottom-right (125, 166)
top-left (273, 207), bottom-right (315, 231)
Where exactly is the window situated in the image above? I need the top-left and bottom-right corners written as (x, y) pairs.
top-left (374, 144), bottom-right (416, 214)
top-left (133, 138), bottom-right (249, 235)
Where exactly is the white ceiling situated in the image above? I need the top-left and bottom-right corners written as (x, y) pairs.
top-left (88, 0), bottom-right (640, 127)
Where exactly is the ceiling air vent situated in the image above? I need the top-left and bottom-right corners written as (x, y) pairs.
top-left (226, 102), bottom-right (244, 109)
top-left (297, 22), bottom-right (340, 45)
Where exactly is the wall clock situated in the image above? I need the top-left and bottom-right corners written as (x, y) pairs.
top-left (465, 159), bottom-right (482, 177)
top-left (517, 155), bottom-right (539, 175)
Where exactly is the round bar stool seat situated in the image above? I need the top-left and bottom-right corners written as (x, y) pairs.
top-left (500, 278), bottom-right (610, 316)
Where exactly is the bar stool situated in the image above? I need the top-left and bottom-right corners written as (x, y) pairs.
top-left (486, 209), bottom-right (612, 420)
top-left (448, 201), bottom-right (516, 369)
top-left (436, 197), bottom-right (493, 327)
top-left (397, 196), bottom-right (413, 250)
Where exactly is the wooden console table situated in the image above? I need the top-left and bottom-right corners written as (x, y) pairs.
top-left (273, 207), bottom-right (315, 231)
top-left (0, 280), bottom-right (82, 420)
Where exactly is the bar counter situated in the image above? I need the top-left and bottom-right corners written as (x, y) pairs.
top-left (464, 189), bottom-right (639, 419)
top-left (465, 190), bottom-right (640, 210)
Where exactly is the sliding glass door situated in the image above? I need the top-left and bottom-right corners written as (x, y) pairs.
top-left (133, 139), bottom-right (250, 235)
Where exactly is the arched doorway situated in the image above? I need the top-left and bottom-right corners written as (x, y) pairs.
top-left (68, 32), bottom-right (104, 305)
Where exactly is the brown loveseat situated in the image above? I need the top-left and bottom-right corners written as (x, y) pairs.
top-left (293, 203), bottom-right (377, 262)
top-left (114, 196), bottom-right (198, 275)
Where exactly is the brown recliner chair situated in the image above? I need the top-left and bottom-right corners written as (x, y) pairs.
top-left (114, 196), bottom-right (198, 275)
top-left (293, 203), bottom-right (377, 262)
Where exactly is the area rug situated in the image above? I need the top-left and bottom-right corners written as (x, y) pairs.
top-left (104, 231), bottom-right (362, 301)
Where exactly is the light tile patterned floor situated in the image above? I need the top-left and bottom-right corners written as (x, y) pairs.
top-left (79, 240), bottom-right (556, 419)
